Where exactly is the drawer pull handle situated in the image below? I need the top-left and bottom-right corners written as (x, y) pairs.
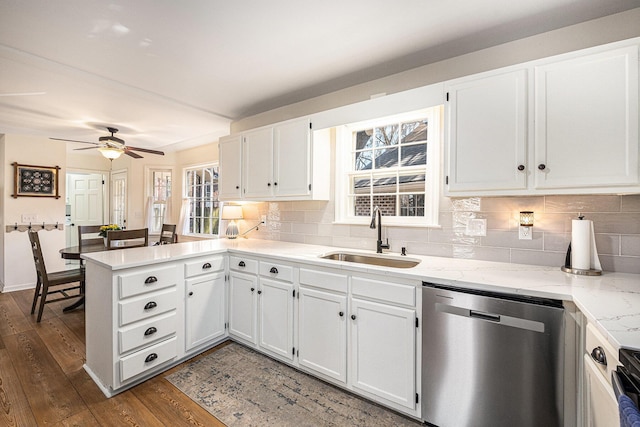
top-left (202, 262), bottom-right (212, 270)
top-left (591, 346), bottom-right (607, 366)
top-left (144, 327), bottom-right (157, 336)
top-left (145, 276), bottom-right (158, 284)
top-left (144, 301), bottom-right (157, 310)
top-left (238, 261), bottom-right (246, 267)
top-left (145, 353), bottom-right (158, 363)
top-left (270, 267), bottom-right (278, 274)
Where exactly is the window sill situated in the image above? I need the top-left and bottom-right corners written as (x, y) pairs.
top-left (332, 220), bottom-right (441, 229)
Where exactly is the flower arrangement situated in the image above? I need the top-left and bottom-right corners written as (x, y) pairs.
top-left (99, 224), bottom-right (121, 237)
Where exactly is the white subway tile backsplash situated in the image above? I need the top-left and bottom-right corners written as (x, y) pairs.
top-left (621, 235), bottom-right (640, 256)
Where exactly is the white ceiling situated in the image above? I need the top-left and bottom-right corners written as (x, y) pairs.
top-left (0, 0), bottom-right (638, 153)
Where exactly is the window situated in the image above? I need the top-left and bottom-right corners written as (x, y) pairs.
top-left (335, 107), bottom-right (441, 226)
top-left (149, 169), bottom-right (172, 234)
top-left (184, 164), bottom-right (220, 235)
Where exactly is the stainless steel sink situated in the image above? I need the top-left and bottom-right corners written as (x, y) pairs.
top-left (319, 251), bottom-right (421, 268)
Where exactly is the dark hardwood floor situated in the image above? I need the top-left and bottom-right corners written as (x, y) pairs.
top-left (0, 288), bottom-right (226, 426)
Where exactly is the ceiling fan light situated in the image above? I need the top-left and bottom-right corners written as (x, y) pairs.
top-left (98, 146), bottom-right (124, 160)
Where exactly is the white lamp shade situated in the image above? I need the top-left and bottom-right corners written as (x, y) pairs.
top-left (222, 205), bottom-right (244, 220)
top-left (98, 146), bottom-right (124, 160)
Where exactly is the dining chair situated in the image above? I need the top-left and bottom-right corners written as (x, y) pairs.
top-left (156, 224), bottom-right (177, 245)
top-left (78, 224), bottom-right (105, 250)
top-left (28, 230), bottom-right (85, 322)
top-left (106, 228), bottom-right (149, 249)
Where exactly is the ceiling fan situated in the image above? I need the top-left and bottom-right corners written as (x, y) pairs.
top-left (50, 127), bottom-right (165, 159)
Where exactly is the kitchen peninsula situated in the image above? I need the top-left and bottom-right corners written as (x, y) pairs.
top-left (81, 239), bottom-right (639, 423)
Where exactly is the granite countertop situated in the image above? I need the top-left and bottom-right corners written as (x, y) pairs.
top-left (83, 238), bottom-right (640, 351)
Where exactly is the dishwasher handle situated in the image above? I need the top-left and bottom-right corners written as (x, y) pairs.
top-left (470, 310), bottom-right (501, 322)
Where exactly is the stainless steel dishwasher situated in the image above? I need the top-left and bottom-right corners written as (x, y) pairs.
top-left (421, 282), bottom-right (564, 427)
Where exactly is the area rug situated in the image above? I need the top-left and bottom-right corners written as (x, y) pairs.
top-left (165, 342), bottom-right (422, 426)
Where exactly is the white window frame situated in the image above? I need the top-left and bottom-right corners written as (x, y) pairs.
top-left (182, 163), bottom-right (221, 237)
top-left (145, 166), bottom-right (173, 235)
top-left (335, 107), bottom-right (441, 227)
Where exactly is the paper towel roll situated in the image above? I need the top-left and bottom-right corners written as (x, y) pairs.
top-left (571, 219), bottom-right (602, 271)
top-left (571, 220), bottom-right (591, 270)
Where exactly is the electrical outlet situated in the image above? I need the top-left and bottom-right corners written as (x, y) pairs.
top-left (21, 213), bottom-right (38, 223)
top-left (465, 218), bottom-right (487, 236)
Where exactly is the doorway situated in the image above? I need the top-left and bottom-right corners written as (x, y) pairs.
top-left (65, 172), bottom-right (107, 248)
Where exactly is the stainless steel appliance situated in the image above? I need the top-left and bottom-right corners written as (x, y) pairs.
top-left (421, 282), bottom-right (565, 427)
top-left (613, 348), bottom-right (640, 423)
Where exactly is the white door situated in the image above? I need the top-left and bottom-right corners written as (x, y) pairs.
top-left (350, 298), bottom-right (416, 410)
top-left (445, 69), bottom-right (528, 193)
top-left (66, 172), bottom-right (105, 247)
top-left (111, 170), bottom-right (127, 228)
top-left (258, 278), bottom-right (294, 361)
top-left (243, 127), bottom-right (273, 198)
top-left (583, 354), bottom-right (618, 427)
top-left (228, 271), bottom-right (258, 345)
top-left (298, 286), bottom-right (347, 383)
top-left (534, 46), bottom-right (639, 189)
top-left (273, 117), bottom-right (311, 197)
top-left (185, 272), bottom-right (226, 351)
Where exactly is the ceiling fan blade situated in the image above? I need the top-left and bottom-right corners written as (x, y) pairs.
top-left (73, 146), bottom-right (100, 151)
top-left (124, 149), bottom-right (143, 159)
top-left (50, 137), bottom-right (99, 145)
top-left (126, 146), bottom-right (165, 156)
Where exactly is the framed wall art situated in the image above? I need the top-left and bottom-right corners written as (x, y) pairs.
top-left (12, 162), bottom-right (61, 199)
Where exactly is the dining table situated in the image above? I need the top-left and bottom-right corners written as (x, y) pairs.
top-left (59, 240), bottom-right (147, 312)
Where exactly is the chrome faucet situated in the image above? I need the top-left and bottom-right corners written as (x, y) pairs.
top-left (370, 206), bottom-right (390, 254)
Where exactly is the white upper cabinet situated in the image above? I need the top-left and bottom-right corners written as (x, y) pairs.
top-left (445, 40), bottom-right (640, 196)
top-left (445, 69), bottom-right (528, 192)
top-left (218, 134), bottom-right (243, 200)
top-left (534, 46), bottom-right (639, 190)
top-left (219, 117), bottom-right (329, 201)
top-left (243, 127), bottom-right (274, 198)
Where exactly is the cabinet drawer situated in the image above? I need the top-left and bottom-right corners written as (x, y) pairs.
top-left (585, 322), bottom-right (619, 387)
top-left (300, 268), bottom-right (348, 293)
top-left (185, 256), bottom-right (225, 278)
top-left (118, 265), bottom-right (177, 299)
top-left (352, 277), bottom-right (415, 307)
top-left (120, 337), bottom-right (177, 383)
top-left (259, 261), bottom-right (293, 282)
top-left (119, 288), bottom-right (177, 327)
top-left (229, 256), bottom-right (258, 274)
top-left (118, 311), bottom-right (177, 354)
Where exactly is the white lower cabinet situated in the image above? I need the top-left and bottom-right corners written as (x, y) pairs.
top-left (228, 270), bottom-right (258, 345)
top-left (350, 298), bottom-right (417, 410)
top-left (185, 271), bottom-right (226, 351)
top-left (258, 277), bottom-right (294, 362)
top-left (298, 285), bottom-right (347, 383)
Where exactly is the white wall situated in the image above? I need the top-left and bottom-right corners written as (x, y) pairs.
top-left (1, 135), bottom-right (67, 291)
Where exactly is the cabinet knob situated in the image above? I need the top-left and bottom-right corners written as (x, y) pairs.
top-left (238, 261), bottom-right (246, 267)
top-left (188, 291), bottom-right (194, 296)
top-left (351, 314), bottom-right (356, 320)
top-left (144, 327), bottom-right (157, 336)
top-left (251, 287), bottom-right (255, 292)
top-left (269, 267), bottom-right (278, 274)
top-left (517, 164), bottom-right (525, 171)
top-left (267, 182), bottom-right (271, 187)
top-left (144, 353), bottom-right (158, 363)
top-left (202, 262), bottom-right (212, 270)
top-left (274, 182), bottom-right (278, 186)
top-left (339, 311), bottom-right (344, 317)
top-left (144, 301), bottom-right (157, 310)
top-left (144, 276), bottom-right (158, 284)
top-left (538, 163), bottom-right (546, 170)
top-left (591, 346), bottom-right (607, 366)
top-left (235, 185), bottom-right (239, 189)
top-left (258, 290), bottom-right (262, 295)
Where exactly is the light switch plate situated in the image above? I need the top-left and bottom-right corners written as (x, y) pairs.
top-left (465, 218), bottom-right (487, 236)
top-left (21, 213), bottom-right (38, 223)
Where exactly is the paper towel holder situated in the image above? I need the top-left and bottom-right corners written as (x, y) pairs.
top-left (560, 214), bottom-right (602, 276)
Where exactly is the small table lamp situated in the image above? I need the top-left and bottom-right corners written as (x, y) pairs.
top-left (222, 205), bottom-right (243, 239)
